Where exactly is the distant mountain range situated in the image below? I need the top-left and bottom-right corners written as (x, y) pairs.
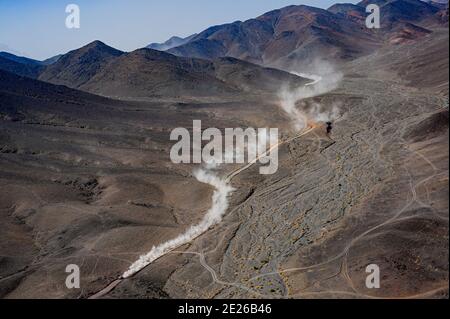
top-left (0, 55), bottom-right (43, 79)
top-left (0, 51), bottom-right (62, 79)
top-left (0, 40), bottom-right (306, 99)
top-left (147, 34), bottom-right (198, 51)
top-left (149, 0), bottom-right (448, 67)
top-left (0, 0), bottom-right (447, 99)
top-left (0, 51), bottom-right (61, 66)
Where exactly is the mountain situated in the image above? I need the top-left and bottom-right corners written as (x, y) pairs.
top-left (165, 4), bottom-right (376, 65)
top-left (0, 51), bottom-right (62, 66)
top-left (79, 48), bottom-right (239, 98)
top-left (211, 57), bottom-right (310, 93)
top-left (37, 41), bottom-right (308, 99)
top-left (81, 49), bottom-right (308, 98)
top-left (154, 0), bottom-right (445, 67)
top-left (0, 56), bottom-right (43, 79)
top-left (168, 5), bottom-right (381, 66)
top-left (147, 34), bottom-right (197, 51)
top-left (0, 52), bottom-right (43, 66)
top-left (0, 51), bottom-right (47, 79)
top-left (38, 41), bottom-right (125, 88)
top-left (0, 51), bottom-right (64, 80)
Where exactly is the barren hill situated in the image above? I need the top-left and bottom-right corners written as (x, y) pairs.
top-left (38, 42), bottom-right (308, 100)
top-left (38, 41), bottom-right (124, 88)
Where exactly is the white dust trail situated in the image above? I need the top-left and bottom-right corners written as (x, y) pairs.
top-left (279, 60), bottom-right (343, 130)
top-left (122, 129), bottom-right (274, 278)
top-left (122, 61), bottom-right (341, 279)
top-left (122, 168), bottom-right (234, 278)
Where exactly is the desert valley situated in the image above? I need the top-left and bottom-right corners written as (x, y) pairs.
top-left (0, 0), bottom-right (448, 299)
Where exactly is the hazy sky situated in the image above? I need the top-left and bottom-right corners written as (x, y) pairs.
top-left (0, 0), bottom-right (358, 60)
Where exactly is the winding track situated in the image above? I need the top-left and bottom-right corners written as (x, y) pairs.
top-left (90, 73), bottom-right (448, 299)
top-left (88, 73), bottom-right (324, 299)
top-left (89, 125), bottom-right (317, 299)
top-left (150, 76), bottom-right (448, 298)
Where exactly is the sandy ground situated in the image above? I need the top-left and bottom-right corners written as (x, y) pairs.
top-left (0, 30), bottom-right (448, 299)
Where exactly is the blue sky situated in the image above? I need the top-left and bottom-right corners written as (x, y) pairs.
top-left (0, 0), bottom-right (358, 60)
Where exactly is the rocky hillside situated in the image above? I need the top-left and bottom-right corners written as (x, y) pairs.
top-left (161, 0), bottom-right (446, 66)
top-left (35, 41), bottom-right (308, 99)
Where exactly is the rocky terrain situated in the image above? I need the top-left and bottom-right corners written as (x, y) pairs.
top-left (0, 0), bottom-right (448, 299)
top-left (106, 28), bottom-right (449, 299)
top-left (0, 66), bottom-right (296, 298)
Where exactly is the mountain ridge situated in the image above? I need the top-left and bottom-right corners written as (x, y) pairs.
top-left (139, 0), bottom-right (447, 67)
top-left (34, 41), bottom-right (308, 99)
